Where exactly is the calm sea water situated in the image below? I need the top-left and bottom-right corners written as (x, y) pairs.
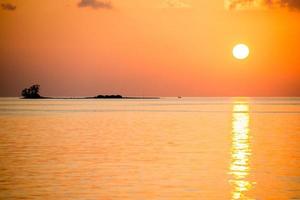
top-left (0, 97), bottom-right (299, 200)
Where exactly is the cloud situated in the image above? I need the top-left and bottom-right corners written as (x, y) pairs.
top-left (1, 3), bottom-right (16, 11)
top-left (225, 0), bottom-right (300, 10)
top-left (161, 0), bottom-right (191, 8)
top-left (225, 0), bottom-right (258, 10)
top-left (273, 0), bottom-right (300, 10)
top-left (78, 0), bottom-right (112, 9)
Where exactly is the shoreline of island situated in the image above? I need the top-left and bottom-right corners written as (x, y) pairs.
top-left (21, 96), bottom-right (160, 100)
top-left (20, 84), bottom-right (161, 99)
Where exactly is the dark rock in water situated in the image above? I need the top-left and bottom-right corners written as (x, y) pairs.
top-left (95, 95), bottom-right (123, 99)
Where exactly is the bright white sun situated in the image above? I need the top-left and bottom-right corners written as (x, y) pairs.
top-left (233, 44), bottom-right (249, 60)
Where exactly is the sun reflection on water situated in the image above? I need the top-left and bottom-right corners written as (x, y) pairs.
top-left (230, 103), bottom-right (254, 200)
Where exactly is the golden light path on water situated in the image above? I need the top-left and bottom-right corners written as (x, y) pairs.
top-left (230, 103), bottom-right (254, 200)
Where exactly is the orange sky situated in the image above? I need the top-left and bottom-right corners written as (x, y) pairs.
top-left (0, 0), bottom-right (299, 97)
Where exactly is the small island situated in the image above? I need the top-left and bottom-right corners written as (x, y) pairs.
top-left (21, 84), bottom-right (159, 100)
top-left (94, 95), bottom-right (123, 99)
top-left (21, 84), bottom-right (45, 99)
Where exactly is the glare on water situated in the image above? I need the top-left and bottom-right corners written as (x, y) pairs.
top-left (230, 103), bottom-right (253, 200)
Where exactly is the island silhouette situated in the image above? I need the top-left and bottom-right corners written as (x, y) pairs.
top-left (21, 84), bottom-right (159, 99)
top-left (21, 84), bottom-right (43, 99)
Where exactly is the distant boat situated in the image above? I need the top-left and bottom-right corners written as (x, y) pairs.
top-left (178, 96), bottom-right (182, 98)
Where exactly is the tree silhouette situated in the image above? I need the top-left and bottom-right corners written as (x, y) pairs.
top-left (21, 84), bottom-right (42, 98)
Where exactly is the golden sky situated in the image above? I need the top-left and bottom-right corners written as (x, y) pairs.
top-left (0, 0), bottom-right (299, 96)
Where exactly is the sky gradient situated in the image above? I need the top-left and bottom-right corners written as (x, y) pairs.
top-left (0, 0), bottom-right (300, 97)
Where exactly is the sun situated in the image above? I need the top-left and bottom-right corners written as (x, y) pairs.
top-left (232, 44), bottom-right (249, 60)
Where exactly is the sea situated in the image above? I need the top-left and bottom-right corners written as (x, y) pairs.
top-left (0, 97), bottom-right (299, 200)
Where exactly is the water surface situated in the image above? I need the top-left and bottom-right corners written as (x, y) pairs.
top-left (0, 97), bottom-right (299, 199)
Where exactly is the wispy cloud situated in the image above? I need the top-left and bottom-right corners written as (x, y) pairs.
top-left (225, 0), bottom-right (300, 10)
top-left (1, 3), bottom-right (16, 11)
top-left (272, 0), bottom-right (300, 10)
top-left (78, 0), bottom-right (112, 9)
top-left (161, 0), bottom-right (191, 8)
